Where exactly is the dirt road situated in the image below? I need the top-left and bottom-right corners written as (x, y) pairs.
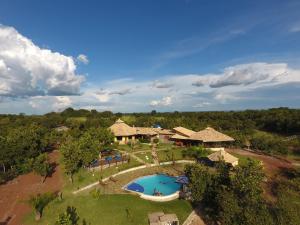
top-left (0, 150), bottom-right (63, 225)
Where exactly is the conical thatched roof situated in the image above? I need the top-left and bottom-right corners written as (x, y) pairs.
top-left (207, 149), bottom-right (238, 165)
top-left (173, 126), bottom-right (195, 137)
top-left (189, 127), bottom-right (234, 142)
top-left (109, 119), bottom-right (136, 136)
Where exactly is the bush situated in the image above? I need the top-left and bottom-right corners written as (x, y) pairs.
top-left (28, 192), bottom-right (56, 221)
top-left (250, 132), bottom-right (288, 155)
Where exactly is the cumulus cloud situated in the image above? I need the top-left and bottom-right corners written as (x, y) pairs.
top-left (29, 96), bottom-right (72, 111)
top-left (109, 88), bottom-right (132, 95)
top-left (0, 25), bottom-right (85, 97)
top-left (152, 80), bottom-right (173, 89)
top-left (77, 54), bottom-right (89, 64)
top-left (150, 96), bottom-right (172, 107)
top-left (209, 63), bottom-right (288, 88)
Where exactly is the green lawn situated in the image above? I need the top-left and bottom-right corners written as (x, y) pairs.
top-left (63, 158), bottom-right (143, 194)
top-left (24, 194), bottom-right (192, 225)
top-left (157, 148), bottom-right (187, 162)
top-left (230, 153), bottom-right (261, 166)
top-left (135, 152), bottom-right (154, 163)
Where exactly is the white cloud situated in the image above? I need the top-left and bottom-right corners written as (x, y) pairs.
top-left (150, 96), bottom-right (172, 107)
top-left (0, 25), bottom-right (85, 97)
top-left (29, 95), bottom-right (72, 112)
top-left (2, 59), bottom-right (300, 113)
top-left (77, 54), bottom-right (89, 64)
top-left (289, 23), bottom-right (300, 33)
top-left (192, 102), bottom-right (211, 108)
top-left (152, 80), bottom-right (173, 89)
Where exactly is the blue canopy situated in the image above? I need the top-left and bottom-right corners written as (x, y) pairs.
top-left (176, 176), bottom-right (189, 184)
top-left (105, 156), bottom-right (113, 161)
top-left (126, 182), bottom-right (144, 193)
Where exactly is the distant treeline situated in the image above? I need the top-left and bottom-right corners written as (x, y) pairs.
top-left (1, 107), bottom-right (300, 134)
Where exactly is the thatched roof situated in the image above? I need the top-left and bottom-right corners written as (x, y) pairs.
top-left (170, 133), bottom-right (190, 140)
top-left (109, 119), bottom-right (136, 136)
top-left (135, 127), bottom-right (157, 136)
top-left (173, 126), bottom-right (195, 137)
top-left (157, 129), bottom-right (174, 135)
top-left (189, 127), bottom-right (234, 142)
top-left (207, 150), bottom-right (238, 165)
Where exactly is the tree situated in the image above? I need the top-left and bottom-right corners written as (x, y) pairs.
top-left (60, 138), bottom-right (81, 183)
top-left (78, 132), bottom-right (99, 168)
top-left (28, 192), bottom-right (56, 221)
top-left (33, 153), bottom-right (53, 183)
top-left (56, 206), bottom-right (80, 225)
top-left (185, 164), bottom-right (212, 203)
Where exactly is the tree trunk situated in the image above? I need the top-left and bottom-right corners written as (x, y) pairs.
top-left (70, 174), bottom-right (73, 183)
top-left (35, 210), bottom-right (41, 221)
top-left (1, 163), bottom-right (5, 173)
top-left (42, 175), bottom-right (47, 183)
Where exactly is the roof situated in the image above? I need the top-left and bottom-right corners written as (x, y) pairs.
top-left (148, 212), bottom-right (165, 223)
top-left (148, 212), bottom-right (178, 224)
top-left (159, 129), bottom-right (174, 135)
top-left (170, 133), bottom-right (190, 140)
top-left (189, 127), bottom-right (234, 142)
top-left (135, 127), bottom-right (157, 136)
top-left (173, 126), bottom-right (195, 137)
top-left (159, 214), bottom-right (179, 222)
top-left (207, 150), bottom-right (238, 165)
top-left (55, 126), bottom-right (69, 132)
top-left (109, 119), bottom-right (136, 136)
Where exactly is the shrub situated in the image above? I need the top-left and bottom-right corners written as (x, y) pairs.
top-left (28, 192), bottom-right (56, 221)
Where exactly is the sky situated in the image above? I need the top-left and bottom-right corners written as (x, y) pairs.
top-left (0, 0), bottom-right (300, 114)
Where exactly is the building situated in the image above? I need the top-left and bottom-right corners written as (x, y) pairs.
top-left (207, 149), bottom-right (239, 167)
top-left (109, 119), bottom-right (175, 144)
top-left (148, 212), bottom-right (179, 225)
top-left (135, 127), bottom-right (159, 141)
top-left (108, 119), bottom-right (136, 144)
top-left (189, 127), bottom-right (234, 150)
top-left (170, 127), bottom-right (195, 146)
top-left (170, 126), bottom-right (234, 149)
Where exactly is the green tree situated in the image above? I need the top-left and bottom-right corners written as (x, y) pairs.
top-left (185, 164), bottom-right (212, 202)
top-left (33, 153), bottom-right (53, 183)
top-left (56, 206), bottom-right (80, 225)
top-left (60, 138), bottom-right (81, 183)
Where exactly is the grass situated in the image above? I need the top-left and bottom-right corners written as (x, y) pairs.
top-left (24, 194), bottom-right (192, 225)
top-left (231, 153), bottom-right (261, 166)
top-left (63, 158), bottom-right (143, 194)
top-left (135, 152), bottom-right (154, 163)
top-left (157, 148), bottom-right (187, 162)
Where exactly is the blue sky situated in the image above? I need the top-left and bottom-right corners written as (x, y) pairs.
top-left (0, 0), bottom-right (300, 114)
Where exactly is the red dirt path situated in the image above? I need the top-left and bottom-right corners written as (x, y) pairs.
top-left (0, 150), bottom-right (63, 225)
top-left (227, 148), bottom-right (293, 176)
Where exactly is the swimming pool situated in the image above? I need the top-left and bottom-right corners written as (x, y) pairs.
top-left (124, 174), bottom-right (182, 197)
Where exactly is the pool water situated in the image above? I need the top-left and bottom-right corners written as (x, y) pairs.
top-left (125, 174), bottom-right (182, 196)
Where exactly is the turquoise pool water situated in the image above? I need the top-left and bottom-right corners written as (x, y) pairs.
top-left (125, 174), bottom-right (182, 196)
